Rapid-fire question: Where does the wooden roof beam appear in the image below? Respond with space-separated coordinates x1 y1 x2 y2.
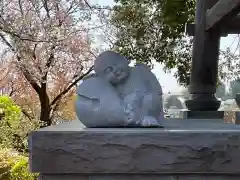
206 0 240 31
186 15 240 36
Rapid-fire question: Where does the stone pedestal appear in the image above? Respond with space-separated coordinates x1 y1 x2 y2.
29 120 240 180
179 110 240 124
180 110 224 119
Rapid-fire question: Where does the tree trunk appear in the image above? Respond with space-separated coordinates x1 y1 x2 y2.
39 89 51 127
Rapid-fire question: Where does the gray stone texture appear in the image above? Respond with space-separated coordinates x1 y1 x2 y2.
38 174 240 180
29 120 240 176
75 51 164 127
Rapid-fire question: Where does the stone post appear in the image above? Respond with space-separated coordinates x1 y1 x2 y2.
186 0 221 111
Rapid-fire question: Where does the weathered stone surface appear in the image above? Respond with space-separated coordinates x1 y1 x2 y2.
29 120 240 174
39 174 240 180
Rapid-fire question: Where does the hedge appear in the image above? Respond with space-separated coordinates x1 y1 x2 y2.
0 149 38 180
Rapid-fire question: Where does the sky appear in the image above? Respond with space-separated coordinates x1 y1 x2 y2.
90 0 240 93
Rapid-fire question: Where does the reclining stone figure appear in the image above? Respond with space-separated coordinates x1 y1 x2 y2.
75 51 164 127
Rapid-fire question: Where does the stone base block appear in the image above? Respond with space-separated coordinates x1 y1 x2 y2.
180 110 240 124
39 174 240 180
180 110 224 119
29 120 240 179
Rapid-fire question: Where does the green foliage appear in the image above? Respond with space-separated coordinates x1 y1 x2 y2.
0 96 21 149
0 96 40 153
0 149 38 180
219 47 240 82
10 157 38 180
0 96 21 124
111 0 195 84
216 82 226 99
0 149 12 180
230 80 240 98
218 48 240 98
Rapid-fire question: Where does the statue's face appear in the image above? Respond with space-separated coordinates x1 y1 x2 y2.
104 61 130 85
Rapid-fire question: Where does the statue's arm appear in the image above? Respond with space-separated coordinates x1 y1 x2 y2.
134 64 163 108
77 94 100 109
134 64 164 124
135 63 163 95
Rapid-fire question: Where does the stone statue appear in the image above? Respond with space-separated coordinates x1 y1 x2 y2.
75 51 164 127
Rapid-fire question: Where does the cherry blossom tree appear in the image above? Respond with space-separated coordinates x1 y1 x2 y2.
0 0 97 126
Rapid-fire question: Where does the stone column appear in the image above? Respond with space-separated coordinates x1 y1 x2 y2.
186 0 221 111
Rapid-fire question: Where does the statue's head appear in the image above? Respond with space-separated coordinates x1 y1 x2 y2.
94 51 130 85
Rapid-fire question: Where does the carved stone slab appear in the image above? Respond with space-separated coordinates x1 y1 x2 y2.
29 120 240 174
38 174 240 180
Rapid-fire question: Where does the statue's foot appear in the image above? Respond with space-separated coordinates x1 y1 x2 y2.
141 116 161 127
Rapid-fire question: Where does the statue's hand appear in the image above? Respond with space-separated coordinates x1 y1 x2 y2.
123 103 141 125
123 93 143 125
141 116 160 127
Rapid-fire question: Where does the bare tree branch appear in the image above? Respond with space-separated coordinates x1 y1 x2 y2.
50 66 93 107
46 45 55 70
8 83 16 97
18 62 42 95
18 0 24 15
21 108 34 120
0 32 42 95
32 44 37 59
42 0 50 18
50 100 61 120
0 32 14 51
0 26 54 43
41 45 55 93
83 0 92 10
66 0 75 14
